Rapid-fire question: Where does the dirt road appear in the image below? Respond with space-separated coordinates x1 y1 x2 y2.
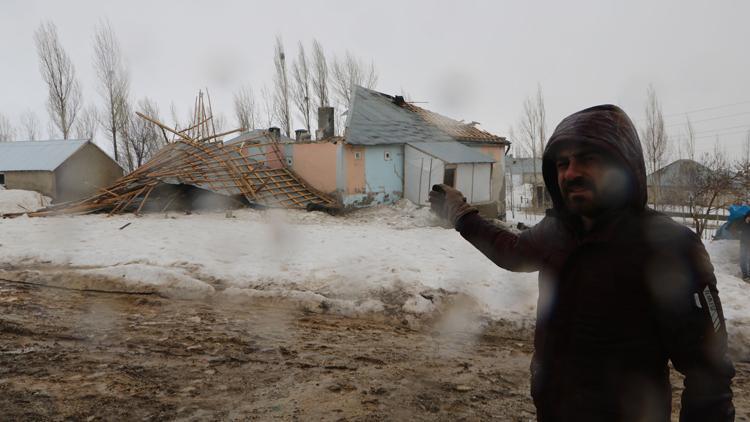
0 275 748 421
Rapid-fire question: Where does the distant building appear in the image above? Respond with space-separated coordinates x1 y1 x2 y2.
505 156 548 208
647 159 711 205
0 140 123 202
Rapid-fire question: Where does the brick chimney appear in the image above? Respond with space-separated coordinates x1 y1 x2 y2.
317 107 334 139
268 127 281 140
295 129 309 142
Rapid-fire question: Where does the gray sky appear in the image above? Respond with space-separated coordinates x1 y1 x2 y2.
2 0 749 158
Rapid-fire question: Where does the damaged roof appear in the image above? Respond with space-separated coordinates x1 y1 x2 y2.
344 86 454 146
407 141 495 164
344 86 508 146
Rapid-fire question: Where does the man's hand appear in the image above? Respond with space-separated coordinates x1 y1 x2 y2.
428 184 478 226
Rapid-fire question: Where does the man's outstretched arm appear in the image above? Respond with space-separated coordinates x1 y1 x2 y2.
429 184 543 273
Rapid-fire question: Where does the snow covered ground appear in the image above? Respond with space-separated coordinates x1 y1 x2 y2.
0 188 51 214
0 190 748 358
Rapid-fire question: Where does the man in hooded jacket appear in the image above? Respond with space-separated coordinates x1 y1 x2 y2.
429 105 734 421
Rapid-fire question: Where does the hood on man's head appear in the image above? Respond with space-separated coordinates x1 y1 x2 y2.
542 104 648 212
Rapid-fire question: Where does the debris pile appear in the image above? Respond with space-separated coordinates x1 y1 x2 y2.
21 92 337 217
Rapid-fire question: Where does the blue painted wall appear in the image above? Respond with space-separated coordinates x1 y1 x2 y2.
341 144 404 206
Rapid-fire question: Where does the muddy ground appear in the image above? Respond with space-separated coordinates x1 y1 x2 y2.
0 274 748 421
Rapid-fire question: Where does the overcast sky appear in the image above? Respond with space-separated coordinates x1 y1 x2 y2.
2 0 749 158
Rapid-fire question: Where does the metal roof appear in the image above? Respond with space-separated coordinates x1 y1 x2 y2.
507 157 543 175
0 140 89 171
402 103 508 145
224 129 296 145
344 86 455 145
407 141 495 164
344 85 507 146
647 159 711 187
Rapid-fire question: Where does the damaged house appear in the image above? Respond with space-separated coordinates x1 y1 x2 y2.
282 86 510 217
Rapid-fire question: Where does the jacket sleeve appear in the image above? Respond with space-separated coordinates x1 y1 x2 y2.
648 228 735 422
454 212 544 272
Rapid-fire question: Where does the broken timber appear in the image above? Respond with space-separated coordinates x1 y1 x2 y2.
20 91 338 217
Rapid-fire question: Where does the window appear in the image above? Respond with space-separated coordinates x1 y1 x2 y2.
443 167 456 187
0 173 4 186
384 151 392 161
354 151 362 160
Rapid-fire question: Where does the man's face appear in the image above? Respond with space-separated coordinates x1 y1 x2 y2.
555 144 629 217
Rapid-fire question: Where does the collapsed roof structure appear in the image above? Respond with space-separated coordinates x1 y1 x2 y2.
22 91 338 217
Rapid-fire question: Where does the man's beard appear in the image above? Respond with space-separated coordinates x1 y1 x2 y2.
562 177 601 217
561 170 631 217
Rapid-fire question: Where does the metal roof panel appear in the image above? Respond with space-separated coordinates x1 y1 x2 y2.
0 140 88 171
407 141 495 164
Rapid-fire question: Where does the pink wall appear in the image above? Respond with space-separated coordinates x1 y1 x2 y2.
264 144 286 169
291 143 338 193
345 144 366 194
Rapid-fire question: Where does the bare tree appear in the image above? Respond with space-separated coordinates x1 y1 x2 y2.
233 85 257 130
169 101 180 130
641 85 669 209
213 113 226 135
20 111 41 140
684 144 739 237
535 85 547 170
34 21 82 139
291 42 312 132
74 105 99 139
93 19 130 162
311 39 329 109
260 85 275 129
514 86 547 207
272 36 291 136
119 98 165 172
0 113 16 142
736 130 750 204
330 51 378 109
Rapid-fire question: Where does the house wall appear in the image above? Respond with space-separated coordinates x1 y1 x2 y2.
474 144 505 216
54 143 124 202
455 163 492 204
4 171 56 198
362 144 403 205
290 143 338 193
339 144 402 207
404 145 445 206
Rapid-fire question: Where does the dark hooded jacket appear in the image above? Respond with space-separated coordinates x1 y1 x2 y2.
456 105 734 421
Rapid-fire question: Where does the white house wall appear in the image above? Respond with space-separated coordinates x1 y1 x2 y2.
471 163 492 203
455 163 492 203
404 145 444 206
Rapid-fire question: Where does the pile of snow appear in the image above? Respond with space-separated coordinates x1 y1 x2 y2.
0 203 748 359
0 189 51 215
702 239 750 359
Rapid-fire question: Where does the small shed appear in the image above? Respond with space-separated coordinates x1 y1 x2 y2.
405 141 495 205
0 140 123 202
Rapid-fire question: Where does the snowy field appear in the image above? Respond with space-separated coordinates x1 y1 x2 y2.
1 190 749 359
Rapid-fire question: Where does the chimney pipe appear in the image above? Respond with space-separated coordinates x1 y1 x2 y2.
317 107 334 139
295 129 309 142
